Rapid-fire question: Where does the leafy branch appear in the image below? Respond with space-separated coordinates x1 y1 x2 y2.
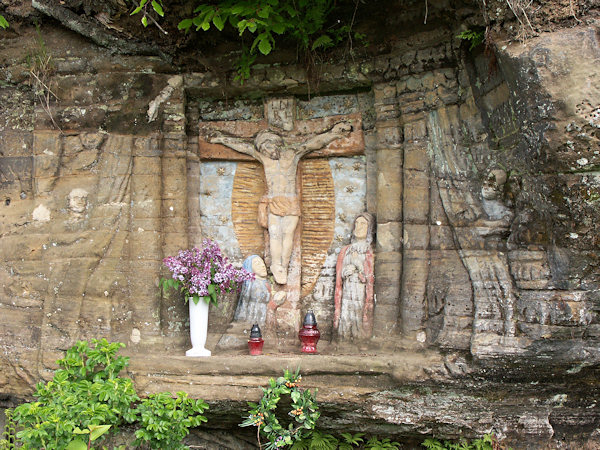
457 28 485 51
131 0 363 83
130 0 168 34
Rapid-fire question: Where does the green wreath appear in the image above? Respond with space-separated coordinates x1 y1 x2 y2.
241 369 319 449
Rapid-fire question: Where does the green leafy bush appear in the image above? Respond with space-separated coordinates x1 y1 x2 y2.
422 434 502 450
134 391 208 449
365 437 401 450
290 431 402 449
291 430 339 450
12 339 212 449
12 339 138 449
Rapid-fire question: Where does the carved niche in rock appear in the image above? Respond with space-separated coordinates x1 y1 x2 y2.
200 97 365 339
199 98 364 287
202 106 351 285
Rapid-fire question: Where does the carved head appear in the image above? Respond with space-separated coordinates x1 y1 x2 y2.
68 188 88 214
243 255 268 279
255 130 283 160
352 212 375 244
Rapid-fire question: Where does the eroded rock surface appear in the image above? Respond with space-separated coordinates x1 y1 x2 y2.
0 0 599 446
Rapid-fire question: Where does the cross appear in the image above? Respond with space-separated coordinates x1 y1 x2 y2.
199 97 364 338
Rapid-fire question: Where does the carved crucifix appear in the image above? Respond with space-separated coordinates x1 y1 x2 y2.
199 98 364 284
199 97 364 337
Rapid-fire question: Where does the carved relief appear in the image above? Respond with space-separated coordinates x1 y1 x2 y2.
202 121 351 284
233 255 272 325
334 213 375 340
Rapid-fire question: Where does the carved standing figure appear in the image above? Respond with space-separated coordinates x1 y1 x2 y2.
204 121 352 285
234 255 271 325
334 212 375 340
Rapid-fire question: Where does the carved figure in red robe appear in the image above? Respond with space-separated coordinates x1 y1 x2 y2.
334 212 375 340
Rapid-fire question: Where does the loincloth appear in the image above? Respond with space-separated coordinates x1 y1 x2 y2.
258 195 300 227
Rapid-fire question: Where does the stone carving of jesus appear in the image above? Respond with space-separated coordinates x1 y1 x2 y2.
204 121 352 285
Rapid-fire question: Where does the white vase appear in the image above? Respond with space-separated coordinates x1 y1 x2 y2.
186 297 211 357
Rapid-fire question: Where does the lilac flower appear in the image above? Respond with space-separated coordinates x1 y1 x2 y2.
161 240 254 306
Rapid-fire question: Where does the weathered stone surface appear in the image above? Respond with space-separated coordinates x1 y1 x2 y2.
1 5 600 446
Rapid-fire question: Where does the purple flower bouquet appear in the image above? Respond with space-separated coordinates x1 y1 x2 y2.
161 239 254 306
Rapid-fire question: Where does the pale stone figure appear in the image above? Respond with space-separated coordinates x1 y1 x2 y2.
479 169 514 233
68 188 88 213
478 169 516 337
68 188 89 220
234 255 271 325
204 121 352 285
334 213 375 340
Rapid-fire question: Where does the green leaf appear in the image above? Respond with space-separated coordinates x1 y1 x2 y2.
151 0 164 17
257 6 271 19
258 37 272 55
291 390 300 403
201 20 210 31
142 15 148 27
0 15 8 29
192 16 203 27
271 22 285 34
66 439 88 450
311 34 332 50
130 0 148 15
178 18 193 30
89 424 112 441
213 14 225 31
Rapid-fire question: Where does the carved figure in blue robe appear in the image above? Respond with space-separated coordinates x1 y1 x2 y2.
234 255 271 325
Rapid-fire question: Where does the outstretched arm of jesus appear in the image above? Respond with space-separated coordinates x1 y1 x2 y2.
295 121 353 157
204 129 256 157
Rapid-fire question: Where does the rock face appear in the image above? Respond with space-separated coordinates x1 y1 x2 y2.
0 0 599 446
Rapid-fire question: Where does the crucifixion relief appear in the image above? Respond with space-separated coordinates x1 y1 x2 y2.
199 97 364 336
200 98 364 284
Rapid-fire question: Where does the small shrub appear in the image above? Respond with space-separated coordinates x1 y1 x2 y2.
457 28 485 50
422 434 503 450
365 436 401 450
134 391 208 450
291 430 339 449
291 431 401 449
12 339 138 449
10 339 212 449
